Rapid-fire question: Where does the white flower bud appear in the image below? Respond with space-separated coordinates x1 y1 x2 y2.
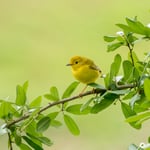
139 142 150 149
147 23 150 28
116 31 124 36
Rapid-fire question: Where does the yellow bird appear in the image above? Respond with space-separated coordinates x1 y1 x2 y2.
67 56 101 92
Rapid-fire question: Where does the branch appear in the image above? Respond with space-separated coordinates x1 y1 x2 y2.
6 88 106 129
8 131 13 150
123 35 135 66
5 83 135 129
116 83 135 90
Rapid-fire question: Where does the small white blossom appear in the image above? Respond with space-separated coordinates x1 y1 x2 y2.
113 75 123 82
101 74 106 78
139 142 150 149
116 31 124 36
147 23 150 28
0 124 7 135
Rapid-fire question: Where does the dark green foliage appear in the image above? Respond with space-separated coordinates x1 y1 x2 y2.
22 136 43 150
36 117 51 132
144 78 150 100
121 102 141 129
1 17 150 149
91 92 119 113
123 60 134 82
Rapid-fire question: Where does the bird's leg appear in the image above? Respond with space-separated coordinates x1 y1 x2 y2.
91 88 99 97
79 85 88 97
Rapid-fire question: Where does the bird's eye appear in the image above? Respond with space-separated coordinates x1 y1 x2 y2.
75 61 78 64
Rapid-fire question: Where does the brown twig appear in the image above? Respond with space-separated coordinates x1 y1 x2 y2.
123 34 135 66
8 131 13 150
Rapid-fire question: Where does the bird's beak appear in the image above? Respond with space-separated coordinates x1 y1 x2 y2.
66 63 72 66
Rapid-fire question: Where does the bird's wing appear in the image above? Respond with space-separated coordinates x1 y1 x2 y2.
89 64 102 73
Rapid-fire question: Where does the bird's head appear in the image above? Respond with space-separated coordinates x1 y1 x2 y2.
66 56 85 71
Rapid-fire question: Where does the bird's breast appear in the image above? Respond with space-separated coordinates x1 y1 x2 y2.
72 65 99 84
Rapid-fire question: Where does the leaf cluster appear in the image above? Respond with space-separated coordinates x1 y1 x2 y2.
0 17 150 150
104 17 150 149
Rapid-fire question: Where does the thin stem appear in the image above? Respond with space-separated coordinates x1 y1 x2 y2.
116 83 135 89
123 34 135 66
129 48 134 67
8 131 13 150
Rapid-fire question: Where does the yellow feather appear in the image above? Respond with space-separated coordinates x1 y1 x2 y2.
67 56 101 84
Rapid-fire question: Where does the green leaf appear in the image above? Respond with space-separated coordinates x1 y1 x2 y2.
110 89 130 95
35 136 53 146
121 102 136 118
66 104 91 115
126 112 150 123
133 104 148 113
16 85 26 106
123 60 134 82
19 143 32 150
29 96 42 108
128 144 139 150
50 86 59 100
123 90 136 100
9 104 20 117
109 62 116 83
25 120 41 137
121 102 141 129
141 100 150 109
51 120 62 128
116 23 131 32
63 114 80 136
91 99 113 114
47 112 59 120
88 83 106 90
22 108 40 130
104 73 110 88
23 81 29 93
109 54 122 82
91 93 118 114
127 34 138 45
128 51 139 64
14 132 22 146
0 101 19 118
36 117 51 132
44 86 59 101
107 42 123 52
27 133 53 146
47 112 62 128
129 93 141 109
113 54 122 75
103 35 116 42
144 78 150 100
23 136 43 150
62 81 79 99
148 136 150 143
80 97 94 112
145 26 150 37
126 17 146 35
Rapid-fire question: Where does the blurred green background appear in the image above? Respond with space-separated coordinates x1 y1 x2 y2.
0 0 150 149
